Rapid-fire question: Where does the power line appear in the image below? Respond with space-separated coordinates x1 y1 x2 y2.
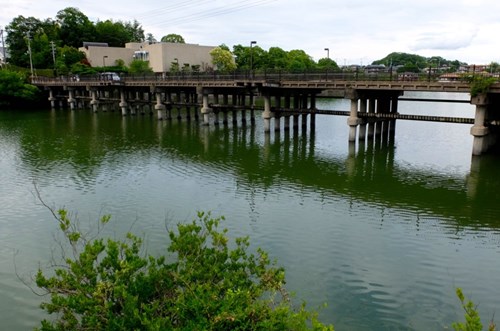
137 0 277 29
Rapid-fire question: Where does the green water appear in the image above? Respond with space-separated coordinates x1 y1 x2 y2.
1 94 499 330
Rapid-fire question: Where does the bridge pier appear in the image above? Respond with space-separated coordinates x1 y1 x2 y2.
154 91 165 120
67 89 76 110
470 94 500 155
48 88 57 109
201 90 212 126
263 94 273 133
347 89 361 141
90 89 99 113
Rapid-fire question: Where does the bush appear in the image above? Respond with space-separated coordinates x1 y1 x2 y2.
35 210 334 331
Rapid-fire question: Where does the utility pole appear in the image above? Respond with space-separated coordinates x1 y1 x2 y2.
0 26 6 63
26 31 34 77
50 41 56 75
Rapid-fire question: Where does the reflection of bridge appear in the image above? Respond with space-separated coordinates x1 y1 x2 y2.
31 73 500 155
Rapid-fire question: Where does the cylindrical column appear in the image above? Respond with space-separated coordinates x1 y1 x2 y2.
201 93 212 126
48 88 57 109
120 90 129 116
90 90 99 113
470 94 490 155
347 98 359 141
67 89 76 110
367 99 375 139
154 92 165 120
262 94 272 133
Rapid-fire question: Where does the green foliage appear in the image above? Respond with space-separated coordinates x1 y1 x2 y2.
210 47 237 72
466 75 498 97
452 288 496 331
35 210 334 331
128 59 153 74
161 34 185 43
0 69 39 106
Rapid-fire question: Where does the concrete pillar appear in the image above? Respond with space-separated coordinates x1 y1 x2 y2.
201 93 212 126
48 89 57 109
154 92 165 120
67 89 76 110
262 94 272 133
347 97 360 142
470 94 490 155
293 94 300 130
90 90 99 113
120 90 129 116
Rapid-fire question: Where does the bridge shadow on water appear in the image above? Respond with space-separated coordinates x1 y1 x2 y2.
5 108 499 229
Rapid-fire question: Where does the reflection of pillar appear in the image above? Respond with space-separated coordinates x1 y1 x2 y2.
284 95 291 131
367 99 375 139
120 90 129 116
358 98 367 141
201 92 212 126
293 94 300 130
274 95 281 132
310 94 316 129
223 94 229 125
213 94 220 125
154 92 165 120
470 94 490 155
241 94 247 123
249 93 255 124
466 156 481 199
262 94 272 132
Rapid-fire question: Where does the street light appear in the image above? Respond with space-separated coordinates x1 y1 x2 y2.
103 55 108 67
250 40 257 78
324 48 329 59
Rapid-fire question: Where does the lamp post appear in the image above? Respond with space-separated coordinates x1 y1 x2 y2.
103 55 108 67
250 40 257 79
324 47 329 59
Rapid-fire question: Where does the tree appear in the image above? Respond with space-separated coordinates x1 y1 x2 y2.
160 34 185 43
145 33 156 44
452 288 496 331
56 7 96 48
128 59 153 74
210 47 236 72
0 70 39 107
286 49 316 71
317 58 340 71
267 47 288 69
5 16 46 67
34 209 334 330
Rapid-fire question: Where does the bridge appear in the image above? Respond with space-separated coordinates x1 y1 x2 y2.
31 71 500 155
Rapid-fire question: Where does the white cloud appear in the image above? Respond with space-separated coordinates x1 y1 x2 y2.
1 0 500 65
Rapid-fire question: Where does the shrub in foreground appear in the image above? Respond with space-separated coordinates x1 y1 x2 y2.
35 210 334 330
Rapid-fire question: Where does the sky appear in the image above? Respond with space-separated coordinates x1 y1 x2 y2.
1 0 499 65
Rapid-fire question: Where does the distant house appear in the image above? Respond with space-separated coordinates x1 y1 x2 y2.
79 41 216 73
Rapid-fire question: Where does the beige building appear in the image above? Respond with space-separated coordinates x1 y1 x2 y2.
79 41 216 73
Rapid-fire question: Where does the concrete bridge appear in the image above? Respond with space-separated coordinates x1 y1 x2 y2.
31 72 500 155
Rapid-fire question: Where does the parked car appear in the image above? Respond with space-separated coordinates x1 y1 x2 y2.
99 72 121 81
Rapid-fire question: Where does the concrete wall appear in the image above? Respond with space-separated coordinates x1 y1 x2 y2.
79 46 136 67
80 42 215 73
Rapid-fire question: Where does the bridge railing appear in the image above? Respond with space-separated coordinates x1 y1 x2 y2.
31 69 497 86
